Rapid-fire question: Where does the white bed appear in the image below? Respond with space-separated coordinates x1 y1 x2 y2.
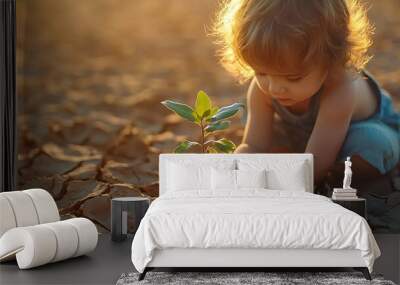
131 154 380 281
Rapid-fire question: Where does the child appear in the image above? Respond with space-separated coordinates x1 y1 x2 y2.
213 0 400 231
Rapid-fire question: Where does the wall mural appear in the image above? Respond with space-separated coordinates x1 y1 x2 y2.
16 0 400 233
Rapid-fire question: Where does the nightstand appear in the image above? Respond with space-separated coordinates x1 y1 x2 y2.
331 197 366 218
111 197 150 241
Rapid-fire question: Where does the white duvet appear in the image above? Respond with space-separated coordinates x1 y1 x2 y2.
131 189 380 273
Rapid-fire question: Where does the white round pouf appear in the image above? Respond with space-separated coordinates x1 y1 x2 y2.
42 221 79 262
0 191 39 227
0 195 17 237
0 189 98 269
24 188 60 224
65 218 98 257
0 218 98 269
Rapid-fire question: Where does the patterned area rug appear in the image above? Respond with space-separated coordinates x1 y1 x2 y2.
116 271 395 285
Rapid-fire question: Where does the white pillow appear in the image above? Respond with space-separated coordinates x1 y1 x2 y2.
267 164 307 191
238 159 308 191
237 169 267 188
167 159 235 192
211 168 236 190
211 168 267 190
167 162 209 191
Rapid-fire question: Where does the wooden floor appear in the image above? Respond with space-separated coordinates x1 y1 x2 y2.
0 234 134 285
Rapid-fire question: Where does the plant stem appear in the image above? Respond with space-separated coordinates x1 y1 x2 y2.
200 120 205 153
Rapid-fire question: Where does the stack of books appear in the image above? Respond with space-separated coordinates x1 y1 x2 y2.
332 188 358 200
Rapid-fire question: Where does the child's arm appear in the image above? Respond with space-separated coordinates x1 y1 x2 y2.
305 82 356 184
235 78 274 153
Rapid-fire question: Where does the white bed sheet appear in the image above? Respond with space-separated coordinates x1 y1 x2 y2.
131 189 380 273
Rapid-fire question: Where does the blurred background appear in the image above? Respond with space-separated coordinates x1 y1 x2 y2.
15 0 399 233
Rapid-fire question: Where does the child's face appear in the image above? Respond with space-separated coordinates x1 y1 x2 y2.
253 63 329 106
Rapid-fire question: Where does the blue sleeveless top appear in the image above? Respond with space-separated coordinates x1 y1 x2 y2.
270 70 400 152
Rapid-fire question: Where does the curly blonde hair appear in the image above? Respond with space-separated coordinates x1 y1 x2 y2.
212 0 374 83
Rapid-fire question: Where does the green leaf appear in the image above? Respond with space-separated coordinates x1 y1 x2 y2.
193 112 202 125
161 100 196 122
204 120 230 132
204 139 216 146
205 106 219 122
174 140 201 153
194 90 212 118
213 138 236 153
202 109 211 118
206 146 219 153
210 103 244 122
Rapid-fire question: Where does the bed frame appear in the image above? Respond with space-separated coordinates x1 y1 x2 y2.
138 154 372 281
140 248 371 280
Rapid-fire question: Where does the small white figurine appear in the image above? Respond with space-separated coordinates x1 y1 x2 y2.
342 156 353 189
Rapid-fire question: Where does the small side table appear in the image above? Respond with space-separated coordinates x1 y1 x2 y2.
111 197 150 241
331 197 367 219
